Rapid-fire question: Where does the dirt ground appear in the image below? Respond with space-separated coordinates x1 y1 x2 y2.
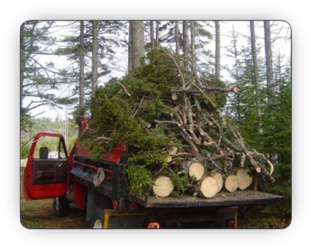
20 168 290 229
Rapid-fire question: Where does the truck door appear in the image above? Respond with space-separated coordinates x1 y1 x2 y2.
23 133 68 200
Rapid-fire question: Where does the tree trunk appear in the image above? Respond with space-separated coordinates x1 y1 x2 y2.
128 21 132 72
91 20 99 95
250 21 263 134
175 21 180 55
150 21 155 49
129 21 145 71
155 21 160 46
20 23 25 108
182 21 189 70
79 21 85 115
215 21 221 80
264 21 274 105
190 21 197 76
152 176 174 197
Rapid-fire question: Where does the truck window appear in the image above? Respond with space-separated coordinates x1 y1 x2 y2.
34 136 66 159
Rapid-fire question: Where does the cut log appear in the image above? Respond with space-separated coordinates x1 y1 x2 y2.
152 176 174 197
225 175 238 193
183 161 205 181
166 155 172 163
169 146 178 156
171 92 178 101
197 176 219 198
211 172 223 192
236 169 253 190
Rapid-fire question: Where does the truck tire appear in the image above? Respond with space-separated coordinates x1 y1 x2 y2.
53 197 69 217
90 209 104 229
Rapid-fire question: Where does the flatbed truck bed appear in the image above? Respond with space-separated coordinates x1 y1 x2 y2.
131 190 283 208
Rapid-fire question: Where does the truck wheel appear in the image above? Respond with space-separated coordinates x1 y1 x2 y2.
53 197 69 217
90 209 104 229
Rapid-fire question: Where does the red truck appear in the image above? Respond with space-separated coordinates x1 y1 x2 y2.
23 117 282 228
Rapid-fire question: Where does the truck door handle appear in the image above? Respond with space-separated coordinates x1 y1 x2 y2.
57 163 63 168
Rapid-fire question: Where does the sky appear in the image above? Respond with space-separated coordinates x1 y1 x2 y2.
24 20 291 121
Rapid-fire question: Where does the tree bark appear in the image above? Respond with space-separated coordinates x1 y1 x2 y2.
182 21 189 70
150 21 155 49
20 23 25 108
128 21 132 72
212 172 223 192
129 21 145 71
79 21 85 115
250 21 263 134
175 21 180 55
190 21 197 76
215 21 221 80
155 21 160 46
264 21 274 105
91 20 99 95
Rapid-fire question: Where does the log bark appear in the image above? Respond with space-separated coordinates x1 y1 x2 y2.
152 176 174 197
212 172 223 192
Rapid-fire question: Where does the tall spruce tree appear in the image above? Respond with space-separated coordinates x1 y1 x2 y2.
20 20 75 130
91 20 99 95
214 21 221 80
250 21 263 135
128 21 145 71
79 21 85 115
264 21 274 105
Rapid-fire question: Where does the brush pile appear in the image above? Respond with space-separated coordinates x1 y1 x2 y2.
84 48 275 198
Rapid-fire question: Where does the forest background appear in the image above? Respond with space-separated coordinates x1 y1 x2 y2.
20 20 291 219
3 0 311 248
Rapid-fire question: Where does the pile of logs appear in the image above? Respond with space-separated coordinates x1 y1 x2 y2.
92 49 275 198
152 162 256 198
146 49 275 198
